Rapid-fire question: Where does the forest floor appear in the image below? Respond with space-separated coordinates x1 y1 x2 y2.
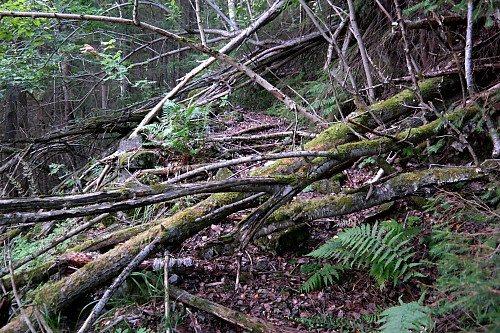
63 108 487 333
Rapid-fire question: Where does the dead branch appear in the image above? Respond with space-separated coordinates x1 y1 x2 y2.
168 285 305 333
77 237 161 333
209 131 317 142
0 178 289 224
0 214 110 279
7 243 37 333
403 15 487 30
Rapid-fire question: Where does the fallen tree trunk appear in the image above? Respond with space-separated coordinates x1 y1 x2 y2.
0 177 288 224
0 191 246 332
203 166 484 257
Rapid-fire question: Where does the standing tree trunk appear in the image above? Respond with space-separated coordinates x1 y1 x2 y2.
194 0 207 45
61 63 74 124
2 84 19 142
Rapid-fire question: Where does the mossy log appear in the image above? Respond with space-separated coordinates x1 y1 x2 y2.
0 192 245 333
0 78 470 332
259 167 484 234
254 76 458 177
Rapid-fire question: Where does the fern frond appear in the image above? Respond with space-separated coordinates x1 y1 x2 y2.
307 221 423 287
377 299 432 333
299 263 343 293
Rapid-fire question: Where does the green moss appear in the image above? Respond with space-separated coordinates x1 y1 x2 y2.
271 174 298 184
149 183 176 192
305 77 451 153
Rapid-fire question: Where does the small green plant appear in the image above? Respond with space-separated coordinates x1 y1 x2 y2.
49 163 76 190
377 297 432 333
113 328 154 333
140 100 210 155
299 263 344 293
290 313 373 332
358 156 376 169
427 138 446 155
303 221 423 289
129 270 187 331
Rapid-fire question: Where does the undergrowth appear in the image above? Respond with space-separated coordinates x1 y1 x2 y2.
298 180 499 332
426 187 500 332
140 100 210 156
302 220 423 291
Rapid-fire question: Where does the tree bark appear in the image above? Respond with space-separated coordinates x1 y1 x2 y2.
465 0 475 95
2 85 19 142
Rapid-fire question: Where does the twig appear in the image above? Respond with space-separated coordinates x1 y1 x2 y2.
347 119 410 144
165 150 334 184
77 236 162 333
164 250 170 324
374 0 393 22
7 241 37 333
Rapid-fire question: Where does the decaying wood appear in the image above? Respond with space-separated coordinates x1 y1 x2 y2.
168 285 305 333
77 237 162 333
0 177 288 224
2 79 493 333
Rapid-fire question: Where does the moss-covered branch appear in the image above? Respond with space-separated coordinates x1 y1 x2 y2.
259 167 484 234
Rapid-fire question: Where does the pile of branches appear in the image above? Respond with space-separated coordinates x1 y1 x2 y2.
0 0 499 332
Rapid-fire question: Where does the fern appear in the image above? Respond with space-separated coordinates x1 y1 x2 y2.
299 263 343 293
140 100 209 155
307 221 423 287
290 314 371 332
377 298 431 333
